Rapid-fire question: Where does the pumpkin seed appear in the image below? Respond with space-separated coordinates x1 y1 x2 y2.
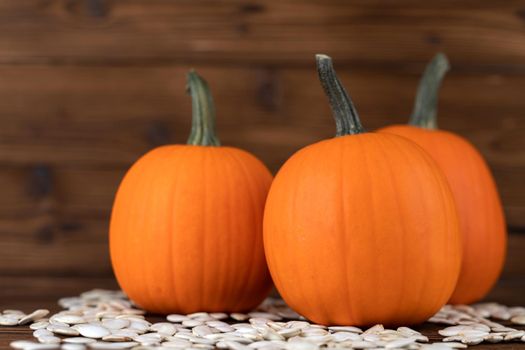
4 310 25 315
461 336 484 345
210 313 228 320
511 315 525 325
61 344 86 350
75 324 111 339
161 339 192 348
101 319 130 331
53 315 86 325
31 322 51 330
384 336 417 348
0 315 20 326
19 310 50 325
34 329 53 338
504 330 525 341
62 338 96 345
37 336 61 344
88 342 138 349
231 314 249 322
48 325 80 336
166 314 189 323
11 341 59 350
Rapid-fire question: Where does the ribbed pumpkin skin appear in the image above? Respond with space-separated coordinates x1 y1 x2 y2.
110 145 273 314
263 133 462 326
379 125 506 305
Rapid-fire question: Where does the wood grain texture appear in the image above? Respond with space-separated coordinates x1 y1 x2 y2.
0 0 523 280
0 65 523 225
1 0 525 69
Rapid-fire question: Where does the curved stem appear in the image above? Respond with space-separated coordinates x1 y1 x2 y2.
316 54 364 136
186 70 220 146
409 53 450 129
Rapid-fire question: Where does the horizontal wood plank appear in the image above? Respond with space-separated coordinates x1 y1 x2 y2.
0 216 112 276
0 0 525 69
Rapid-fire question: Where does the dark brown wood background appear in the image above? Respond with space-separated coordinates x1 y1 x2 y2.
0 0 524 300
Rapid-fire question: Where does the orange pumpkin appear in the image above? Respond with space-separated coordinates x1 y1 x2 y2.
379 53 507 305
263 55 462 326
110 71 273 313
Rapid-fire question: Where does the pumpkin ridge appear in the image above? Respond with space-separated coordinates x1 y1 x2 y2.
349 135 374 325
220 147 273 311
224 149 259 311
375 135 410 322
215 149 233 310
338 138 355 325
164 147 188 311
149 148 185 312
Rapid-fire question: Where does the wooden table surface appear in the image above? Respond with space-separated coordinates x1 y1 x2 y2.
0 276 524 350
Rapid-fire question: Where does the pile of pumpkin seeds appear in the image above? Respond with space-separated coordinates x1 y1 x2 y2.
1 290 524 350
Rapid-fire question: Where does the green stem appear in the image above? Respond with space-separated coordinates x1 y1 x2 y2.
186 70 220 146
316 54 365 136
409 53 450 129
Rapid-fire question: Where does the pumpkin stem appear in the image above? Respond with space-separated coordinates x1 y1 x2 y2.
186 70 220 146
316 54 365 136
409 53 450 129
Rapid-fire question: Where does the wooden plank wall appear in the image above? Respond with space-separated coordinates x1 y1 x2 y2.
0 0 524 285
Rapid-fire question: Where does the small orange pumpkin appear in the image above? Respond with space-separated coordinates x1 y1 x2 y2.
263 55 462 326
379 54 507 305
110 71 273 313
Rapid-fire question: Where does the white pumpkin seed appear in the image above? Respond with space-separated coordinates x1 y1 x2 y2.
76 324 111 339
327 325 362 333
12 342 59 350
0 315 20 326
348 340 376 349
182 320 203 327
161 339 192 348
52 315 85 325
485 334 504 343
504 330 525 341
149 322 176 335
31 321 51 330
34 329 53 337
19 310 50 325
37 336 61 344
285 339 318 350
61 344 86 350
511 315 525 325
461 337 484 345
385 336 417 348
364 324 384 334
102 335 133 342
48 325 80 336
88 342 138 349
166 315 189 323
62 338 96 344
11 341 40 349
4 309 25 315
231 314 249 322
101 319 130 331
438 342 467 348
